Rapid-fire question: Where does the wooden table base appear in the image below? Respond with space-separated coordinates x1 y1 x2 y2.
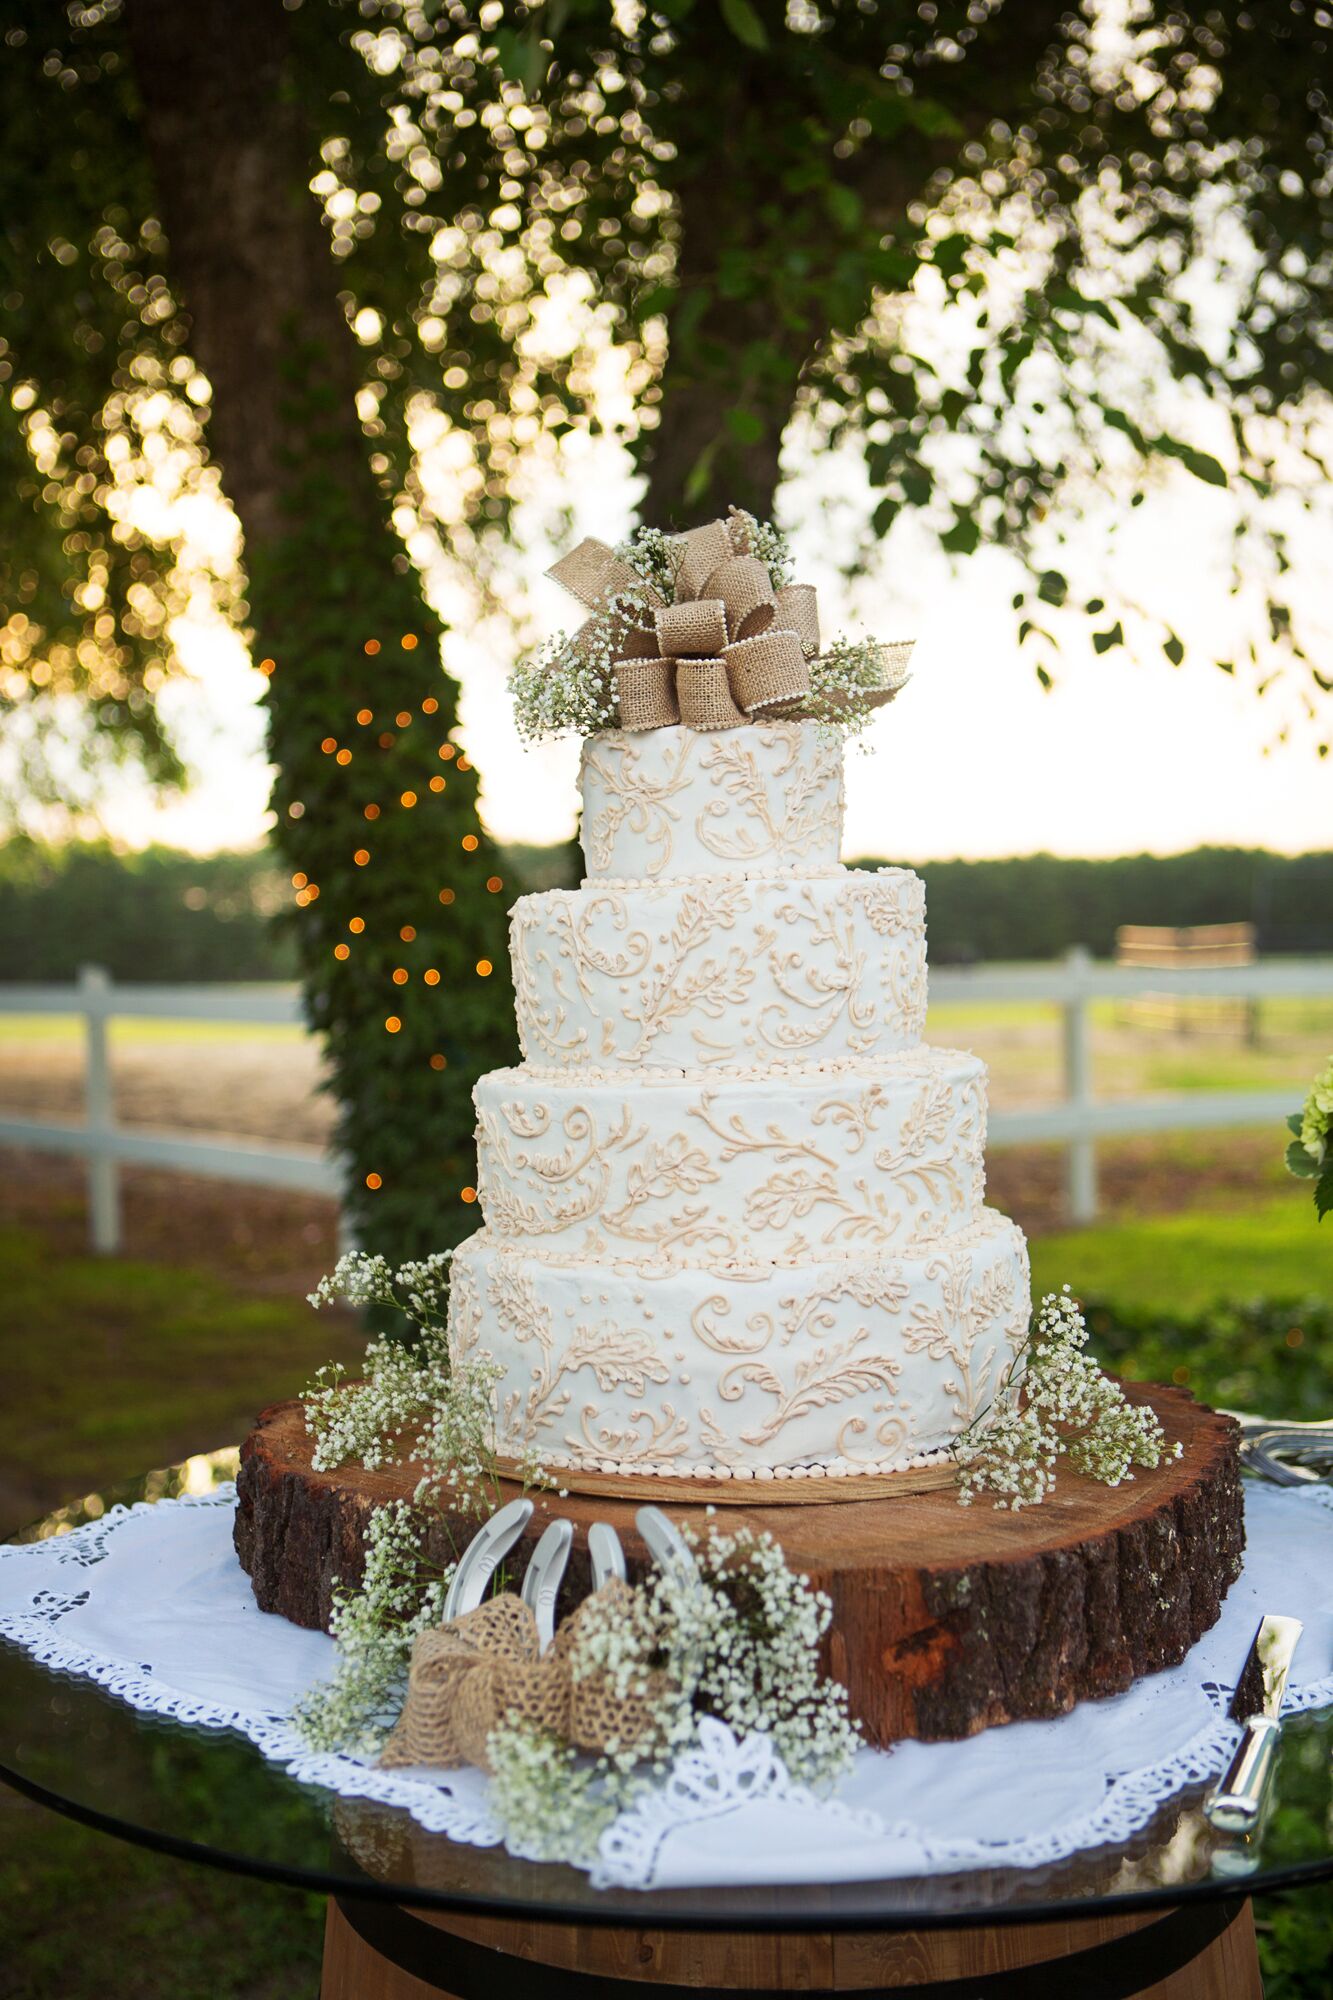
321 1895 1262 2000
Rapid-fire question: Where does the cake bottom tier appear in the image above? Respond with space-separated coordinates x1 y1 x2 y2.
446 1209 1031 1479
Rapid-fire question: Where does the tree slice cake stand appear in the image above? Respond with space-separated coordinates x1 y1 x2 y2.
235 1384 1244 1748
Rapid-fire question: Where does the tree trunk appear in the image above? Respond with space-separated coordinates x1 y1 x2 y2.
126 0 516 1266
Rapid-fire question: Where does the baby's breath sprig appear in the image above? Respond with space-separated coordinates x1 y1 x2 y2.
292 1499 454 1756
805 636 910 743
302 1249 549 1516
951 1287 1180 1509
486 1724 631 1866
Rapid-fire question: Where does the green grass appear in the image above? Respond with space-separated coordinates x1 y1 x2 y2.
0 1787 323 2000
1031 1196 1333 1313
0 1013 305 1046
0 1226 361 1522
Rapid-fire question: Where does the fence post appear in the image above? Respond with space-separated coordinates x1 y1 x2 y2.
80 964 121 1254
1062 945 1098 1225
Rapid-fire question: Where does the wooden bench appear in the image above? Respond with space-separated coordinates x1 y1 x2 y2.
1114 923 1259 1040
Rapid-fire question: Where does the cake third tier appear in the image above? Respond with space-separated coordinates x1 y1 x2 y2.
475 1048 987 1264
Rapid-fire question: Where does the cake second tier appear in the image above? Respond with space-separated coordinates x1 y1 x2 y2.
510 866 926 1070
447 1209 1031 1478
475 1047 987 1264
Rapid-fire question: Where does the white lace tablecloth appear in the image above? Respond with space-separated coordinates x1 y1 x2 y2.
2 1483 1332 1892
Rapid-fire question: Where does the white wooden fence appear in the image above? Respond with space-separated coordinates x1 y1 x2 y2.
2 949 1331 1251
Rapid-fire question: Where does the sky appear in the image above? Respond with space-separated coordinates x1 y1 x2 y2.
113 435 1332 864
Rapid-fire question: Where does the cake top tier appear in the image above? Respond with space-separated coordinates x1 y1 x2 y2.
579 720 844 882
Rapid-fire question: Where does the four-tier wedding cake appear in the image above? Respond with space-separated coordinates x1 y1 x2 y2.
446 717 1032 1483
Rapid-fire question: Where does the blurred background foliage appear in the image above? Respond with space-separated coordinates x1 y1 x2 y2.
2 0 1332 1261
4 834 1330 980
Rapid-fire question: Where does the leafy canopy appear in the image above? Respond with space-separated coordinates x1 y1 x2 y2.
2 0 1331 795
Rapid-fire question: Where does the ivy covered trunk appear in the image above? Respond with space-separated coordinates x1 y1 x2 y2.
128 0 515 1261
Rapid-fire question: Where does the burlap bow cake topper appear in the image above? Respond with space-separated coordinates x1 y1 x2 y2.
380 1584 665 1774
548 507 912 732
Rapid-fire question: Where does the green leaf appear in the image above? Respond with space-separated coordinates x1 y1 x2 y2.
1036 664 1053 691
720 0 767 50
1286 1139 1320 1179
1174 445 1228 488
1288 1113 1307 1137
1092 622 1125 654
684 437 719 506
1164 634 1185 667
940 512 980 556
825 183 862 233
1037 570 1067 607
724 406 764 445
1316 1165 1333 1220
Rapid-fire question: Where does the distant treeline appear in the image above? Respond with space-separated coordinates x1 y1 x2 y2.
863 847 1333 964
0 837 1329 983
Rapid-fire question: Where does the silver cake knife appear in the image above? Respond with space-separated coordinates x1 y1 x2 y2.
1204 1613 1303 1833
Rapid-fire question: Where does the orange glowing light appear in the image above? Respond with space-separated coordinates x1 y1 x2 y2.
321 737 337 755
364 639 381 656
334 943 350 961
396 710 412 728
258 657 276 676
422 696 438 714
364 803 380 820
349 917 366 934
400 790 418 809
438 888 455 906
385 1015 402 1033
294 889 310 907
291 872 308 888
366 1171 383 1189
288 802 305 819
462 834 479 852
486 875 503 893
393 967 409 985
354 848 371 867
356 707 373 725
402 634 419 650
476 959 493 978
400 925 417 942
378 732 396 749
336 748 352 765
424 968 441 986
438 743 456 761
457 756 472 772
429 776 446 792
305 884 320 901
461 1186 478 1204
429 1053 447 1070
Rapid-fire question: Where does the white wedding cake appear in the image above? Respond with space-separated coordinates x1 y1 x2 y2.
446 717 1032 1482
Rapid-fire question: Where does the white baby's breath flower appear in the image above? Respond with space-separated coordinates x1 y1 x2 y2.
952 1288 1173 1508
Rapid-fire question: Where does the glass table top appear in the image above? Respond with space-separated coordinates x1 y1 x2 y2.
3 1457 1332 1933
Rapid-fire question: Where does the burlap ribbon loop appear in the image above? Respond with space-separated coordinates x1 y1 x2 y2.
546 508 909 732
380 1582 667 1775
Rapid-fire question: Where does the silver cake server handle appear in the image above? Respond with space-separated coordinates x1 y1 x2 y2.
1205 1612 1303 1833
442 1496 533 1623
635 1505 697 1587
589 1521 627 1591
521 1516 574 1653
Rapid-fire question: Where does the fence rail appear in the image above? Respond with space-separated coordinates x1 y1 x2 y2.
2 952 1331 1251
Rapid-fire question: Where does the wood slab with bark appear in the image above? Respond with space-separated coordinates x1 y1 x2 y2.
235 1383 1243 1746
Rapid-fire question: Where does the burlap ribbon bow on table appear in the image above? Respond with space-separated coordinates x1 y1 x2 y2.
380 1583 665 1773
548 508 912 732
